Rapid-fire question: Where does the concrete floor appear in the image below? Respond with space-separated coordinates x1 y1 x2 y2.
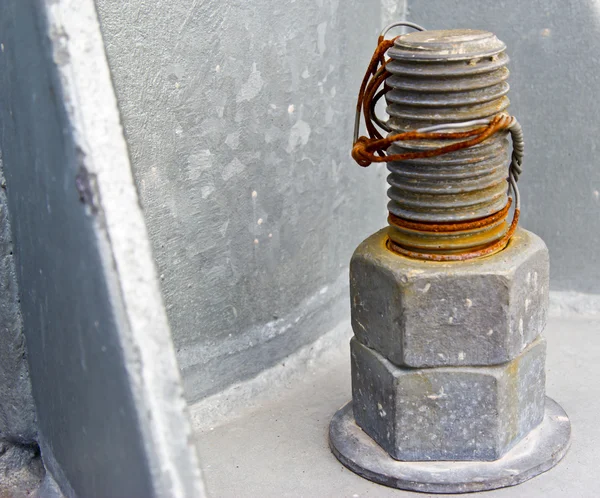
196 316 599 498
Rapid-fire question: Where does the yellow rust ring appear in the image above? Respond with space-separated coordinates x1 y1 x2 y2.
386 201 519 261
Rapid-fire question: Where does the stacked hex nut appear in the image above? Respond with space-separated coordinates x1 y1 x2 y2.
350 227 549 461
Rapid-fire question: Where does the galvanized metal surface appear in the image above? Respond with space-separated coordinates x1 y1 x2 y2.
384 29 513 254
95 0 389 404
0 0 205 496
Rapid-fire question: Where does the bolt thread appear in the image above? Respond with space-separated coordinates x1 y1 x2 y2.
384 30 512 254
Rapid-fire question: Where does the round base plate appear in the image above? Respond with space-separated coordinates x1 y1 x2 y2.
329 397 571 494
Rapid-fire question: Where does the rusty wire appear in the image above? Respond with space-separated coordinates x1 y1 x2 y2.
352 24 524 261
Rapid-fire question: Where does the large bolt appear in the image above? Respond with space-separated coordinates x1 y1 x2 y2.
330 27 571 494
386 30 512 255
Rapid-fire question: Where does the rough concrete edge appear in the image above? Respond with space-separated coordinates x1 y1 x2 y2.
0 153 37 445
548 290 600 318
40 1 205 497
189 320 353 433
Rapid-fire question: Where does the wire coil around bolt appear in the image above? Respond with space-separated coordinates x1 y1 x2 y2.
352 23 524 261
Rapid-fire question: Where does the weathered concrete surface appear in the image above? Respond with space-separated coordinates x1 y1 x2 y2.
0 0 205 496
351 337 546 461
0 161 36 446
351 228 549 367
0 442 44 498
94 0 391 403
0 159 41 495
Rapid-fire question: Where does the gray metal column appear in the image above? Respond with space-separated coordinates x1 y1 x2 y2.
0 0 205 496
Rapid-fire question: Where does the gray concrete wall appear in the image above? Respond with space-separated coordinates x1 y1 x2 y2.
95 0 392 403
0 158 36 447
406 0 600 293
0 156 43 496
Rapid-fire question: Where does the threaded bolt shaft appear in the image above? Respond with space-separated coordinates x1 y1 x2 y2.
384 29 512 255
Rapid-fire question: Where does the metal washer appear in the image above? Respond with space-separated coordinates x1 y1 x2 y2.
329 397 571 494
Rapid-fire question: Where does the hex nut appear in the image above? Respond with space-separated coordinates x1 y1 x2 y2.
350 227 549 367
351 336 546 461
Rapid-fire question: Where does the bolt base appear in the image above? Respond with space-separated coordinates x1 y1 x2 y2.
329 397 570 494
